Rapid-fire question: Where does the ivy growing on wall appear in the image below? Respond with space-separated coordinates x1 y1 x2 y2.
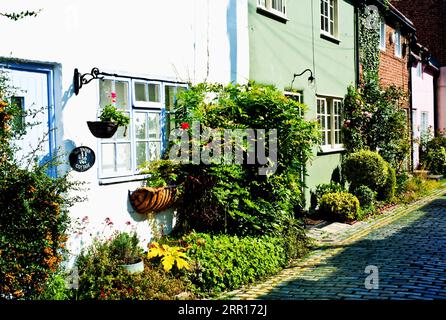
358 0 381 83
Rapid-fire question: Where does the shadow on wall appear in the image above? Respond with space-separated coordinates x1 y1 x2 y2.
257 197 446 299
126 199 176 236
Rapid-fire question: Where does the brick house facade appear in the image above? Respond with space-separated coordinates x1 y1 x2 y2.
391 0 446 131
378 21 410 92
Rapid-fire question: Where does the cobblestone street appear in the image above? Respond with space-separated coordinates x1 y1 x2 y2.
227 193 446 300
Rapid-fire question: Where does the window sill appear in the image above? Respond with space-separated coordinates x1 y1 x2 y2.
317 146 345 155
99 174 149 185
320 33 341 44
256 6 288 23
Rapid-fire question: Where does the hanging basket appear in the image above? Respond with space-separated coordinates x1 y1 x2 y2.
128 186 177 214
87 121 118 138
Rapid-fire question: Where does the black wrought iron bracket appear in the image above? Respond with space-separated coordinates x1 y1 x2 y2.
73 67 105 95
291 68 315 88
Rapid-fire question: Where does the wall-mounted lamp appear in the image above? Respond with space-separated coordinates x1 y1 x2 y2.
291 69 315 88
73 67 105 95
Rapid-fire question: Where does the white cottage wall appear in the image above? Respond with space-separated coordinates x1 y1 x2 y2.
0 0 249 265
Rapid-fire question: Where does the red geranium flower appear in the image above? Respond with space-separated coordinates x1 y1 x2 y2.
181 122 190 130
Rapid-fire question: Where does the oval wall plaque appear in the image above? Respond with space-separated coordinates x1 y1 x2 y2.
69 146 95 172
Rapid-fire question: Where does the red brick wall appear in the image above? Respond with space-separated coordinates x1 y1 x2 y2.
378 23 410 94
391 0 446 66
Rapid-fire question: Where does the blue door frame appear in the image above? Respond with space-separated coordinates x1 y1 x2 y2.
0 61 57 177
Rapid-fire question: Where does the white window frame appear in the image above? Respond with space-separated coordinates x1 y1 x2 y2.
420 111 429 135
285 91 304 116
257 0 287 18
379 19 386 51
97 77 188 182
132 79 163 108
317 96 343 152
97 77 134 179
320 0 338 38
394 29 402 58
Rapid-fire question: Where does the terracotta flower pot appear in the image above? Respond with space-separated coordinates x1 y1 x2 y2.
87 121 118 138
128 186 177 214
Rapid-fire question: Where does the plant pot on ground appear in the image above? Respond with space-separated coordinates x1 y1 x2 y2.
109 232 144 274
87 104 130 138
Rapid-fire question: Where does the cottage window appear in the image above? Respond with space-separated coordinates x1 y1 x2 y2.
320 0 338 38
257 0 286 17
285 91 304 116
421 111 429 135
98 78 187 181
317 97 343 151
379 19 386 50
394 29 402 57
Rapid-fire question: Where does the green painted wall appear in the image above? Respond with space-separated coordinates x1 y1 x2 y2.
248 0 356 207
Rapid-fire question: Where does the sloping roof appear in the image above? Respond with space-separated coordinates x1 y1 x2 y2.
366 0 416 32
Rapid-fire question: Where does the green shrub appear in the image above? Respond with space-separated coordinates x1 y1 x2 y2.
343 150 389 191
1 72 80 299
421 145 446 174
378 164 396 202
35 273 73 300
352 185 376 208
319 192 361 222
76 237 192 300
171 82 320 236
311 182 345 210
184 233 288 293
396 171 410 195
109 232 143 265
281 218 312 260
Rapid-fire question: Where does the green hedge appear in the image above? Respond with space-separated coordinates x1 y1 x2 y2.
343 150 388 191
319 192 361 222
184 233 288 293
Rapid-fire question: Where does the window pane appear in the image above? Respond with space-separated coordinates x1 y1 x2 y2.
116 143 131 172
148 142 161 161
99 79 113 108
165 85 175 110
135 82 148 101
136 142 147 167
115 81 129 110
115 112 130 140
135 112 147 139
148 84 160 102
101 144 115 174
148 113 160 139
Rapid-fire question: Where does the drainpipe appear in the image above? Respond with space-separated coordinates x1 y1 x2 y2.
408 34 416 172
354 3 360 87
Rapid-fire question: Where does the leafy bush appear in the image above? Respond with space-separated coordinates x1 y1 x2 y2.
396 171 410 195
319 192 361 222
0 71 81 300
311 182 346 210
352 185 376 208
184 233 288 293
109 232 143 265
35 273 73 300
281 218 312 261
170 82 320 237
342 83 410 170
76 238 192 300
343 150 388 192
378 163 396 202
420 137 446 174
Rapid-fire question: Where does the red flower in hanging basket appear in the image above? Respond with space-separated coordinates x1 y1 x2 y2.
181 122 190 130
